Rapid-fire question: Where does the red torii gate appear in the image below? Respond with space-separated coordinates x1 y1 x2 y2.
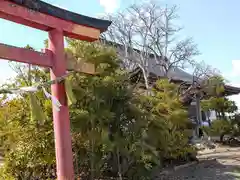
0 0 111 179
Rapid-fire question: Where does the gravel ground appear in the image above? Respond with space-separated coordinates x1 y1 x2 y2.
157 146 240 180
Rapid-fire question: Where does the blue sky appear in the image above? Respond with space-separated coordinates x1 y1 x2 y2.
1 0 240 104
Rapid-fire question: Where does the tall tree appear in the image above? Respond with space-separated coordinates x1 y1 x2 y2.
103 0 199 90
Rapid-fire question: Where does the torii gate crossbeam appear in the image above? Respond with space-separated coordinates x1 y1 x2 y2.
0 0 111 179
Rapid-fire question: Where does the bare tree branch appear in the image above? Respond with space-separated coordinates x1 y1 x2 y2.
103 0 199 89
192 60 220 81
178 60 223 104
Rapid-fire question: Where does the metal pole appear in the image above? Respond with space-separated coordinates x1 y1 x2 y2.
48 29 74 180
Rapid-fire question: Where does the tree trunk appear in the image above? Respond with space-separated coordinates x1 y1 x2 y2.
117 147 123 180
139 65 150 95
90 119 95 180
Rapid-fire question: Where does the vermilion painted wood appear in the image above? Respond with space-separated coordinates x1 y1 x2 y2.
0 43 96 75
0 43 52 67
0 0 100 41
49 29 74 180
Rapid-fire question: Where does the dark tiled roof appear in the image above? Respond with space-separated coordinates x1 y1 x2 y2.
149 61 195 83
9 0 111 32
102 40 196 82
131 67 240 96
224 85 240 96
102 40 240 96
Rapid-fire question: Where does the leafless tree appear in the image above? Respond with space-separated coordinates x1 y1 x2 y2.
192 60 220 82
102 0 199 90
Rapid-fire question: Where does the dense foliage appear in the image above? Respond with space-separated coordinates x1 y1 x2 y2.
201 97 238 119
0 40 195 180
200 76 239 141
201 75 238 120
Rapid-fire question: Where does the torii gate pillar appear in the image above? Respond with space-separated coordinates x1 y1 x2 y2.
0 1 111 179
49 29 74 179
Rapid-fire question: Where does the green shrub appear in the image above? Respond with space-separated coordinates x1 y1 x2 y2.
0 41 196 180
211 119 231 135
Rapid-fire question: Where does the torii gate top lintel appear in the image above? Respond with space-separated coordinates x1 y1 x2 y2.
1 0 111 41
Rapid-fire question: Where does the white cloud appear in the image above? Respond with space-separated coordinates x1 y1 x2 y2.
99 0 120 13
221 60 240 109
224 60 240 79
231 60 240 77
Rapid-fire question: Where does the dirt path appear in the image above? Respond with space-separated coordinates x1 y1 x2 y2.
157 146 240 180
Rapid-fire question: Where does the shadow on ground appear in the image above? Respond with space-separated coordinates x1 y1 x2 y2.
156 159 240 180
